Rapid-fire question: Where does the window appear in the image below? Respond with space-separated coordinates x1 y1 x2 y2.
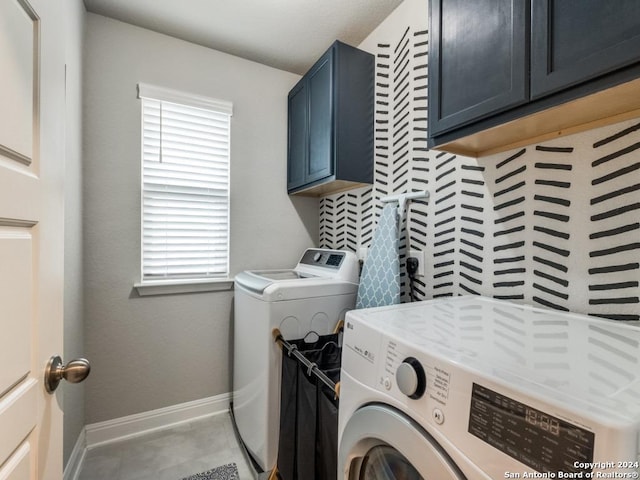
137 83 232 286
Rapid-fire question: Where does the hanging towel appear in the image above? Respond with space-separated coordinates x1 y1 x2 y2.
356 203 400 309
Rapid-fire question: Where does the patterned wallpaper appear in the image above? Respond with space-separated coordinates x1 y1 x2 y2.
319 24 640 321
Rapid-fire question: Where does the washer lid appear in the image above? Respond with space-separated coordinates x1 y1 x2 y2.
235 269 316 294
236 269 358 300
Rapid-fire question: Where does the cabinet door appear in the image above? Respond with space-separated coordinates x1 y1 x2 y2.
287 81 307 191
307 51 333 184
531 0 640 99
429 0 529 136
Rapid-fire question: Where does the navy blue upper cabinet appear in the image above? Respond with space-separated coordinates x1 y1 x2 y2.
287 41 374 196
287 81 308 191
429 0 640 157
307 54 333 185
531 0 640 98
429 0 529 136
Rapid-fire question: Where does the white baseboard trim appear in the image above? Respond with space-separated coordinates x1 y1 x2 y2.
63 427 87 480
84 392 231 450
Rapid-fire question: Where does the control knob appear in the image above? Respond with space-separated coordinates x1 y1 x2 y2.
396 357 426 399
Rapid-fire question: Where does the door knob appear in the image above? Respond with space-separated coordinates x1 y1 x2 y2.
45 355 91 393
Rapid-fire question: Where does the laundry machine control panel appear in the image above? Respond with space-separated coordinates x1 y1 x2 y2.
469 383 595 475
374 336 599 476
381 339 451 406
295 248 360 283
342 323 452 409
299 248 345 269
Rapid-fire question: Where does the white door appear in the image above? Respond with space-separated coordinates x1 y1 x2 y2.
0 0 66 478
338 405 468 479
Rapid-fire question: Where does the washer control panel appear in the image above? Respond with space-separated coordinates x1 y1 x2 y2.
299 248 345 269
469 383 595 475
295 248 360 284
380 339 451 407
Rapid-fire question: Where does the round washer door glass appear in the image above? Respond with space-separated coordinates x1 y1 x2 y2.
360 445 423 480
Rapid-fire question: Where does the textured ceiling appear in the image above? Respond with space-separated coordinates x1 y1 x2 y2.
83 0 404 74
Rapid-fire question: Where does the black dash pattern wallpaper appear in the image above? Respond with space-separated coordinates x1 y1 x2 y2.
319 20 640 321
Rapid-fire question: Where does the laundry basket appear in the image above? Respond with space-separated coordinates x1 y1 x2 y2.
275 332 341 480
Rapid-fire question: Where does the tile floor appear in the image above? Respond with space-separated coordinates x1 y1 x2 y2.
77 412 255 480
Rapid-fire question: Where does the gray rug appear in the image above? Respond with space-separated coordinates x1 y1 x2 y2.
180 463 239 480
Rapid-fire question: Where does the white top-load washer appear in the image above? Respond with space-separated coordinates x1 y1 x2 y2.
232 248 359 473
339 296 640 479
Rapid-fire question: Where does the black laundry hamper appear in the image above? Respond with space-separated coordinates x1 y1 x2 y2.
276 333 341 480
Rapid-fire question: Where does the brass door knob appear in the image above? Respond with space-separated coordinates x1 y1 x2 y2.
45 355 91 393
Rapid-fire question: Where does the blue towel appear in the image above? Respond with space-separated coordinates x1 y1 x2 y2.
356 203 400 309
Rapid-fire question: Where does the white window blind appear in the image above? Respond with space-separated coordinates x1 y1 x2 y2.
138 83 232 282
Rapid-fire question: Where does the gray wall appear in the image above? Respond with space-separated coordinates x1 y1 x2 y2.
320 0 640 321
63 0 86 465
83 13 318 423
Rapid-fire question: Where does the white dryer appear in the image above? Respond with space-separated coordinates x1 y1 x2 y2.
232 248 359 473
339 296 640 479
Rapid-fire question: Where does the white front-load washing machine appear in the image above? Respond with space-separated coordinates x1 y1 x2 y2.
339 296 640 479
232 248 359 473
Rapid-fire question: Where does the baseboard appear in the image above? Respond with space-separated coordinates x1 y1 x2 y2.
84 392 231 449
63 427 87 480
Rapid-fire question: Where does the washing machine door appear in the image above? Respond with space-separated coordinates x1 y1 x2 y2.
339 404 467 480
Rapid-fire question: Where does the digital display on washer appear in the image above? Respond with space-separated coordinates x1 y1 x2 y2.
326 254 343 267
468 383 594 474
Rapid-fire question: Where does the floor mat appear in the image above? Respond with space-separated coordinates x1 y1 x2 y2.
180 463 239 480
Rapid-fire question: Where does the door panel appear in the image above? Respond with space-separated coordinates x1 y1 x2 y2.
287 82 307 190
531 0 640 98
0 380 37 465
0 443 33 480
0 230 33 397
429 0 529 136
307 53 333 183
0 0 35 163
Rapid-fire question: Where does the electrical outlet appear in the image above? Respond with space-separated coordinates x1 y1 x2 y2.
358 247 368 262
408 250 425 277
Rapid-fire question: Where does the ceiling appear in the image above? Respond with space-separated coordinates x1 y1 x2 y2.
83 0 404 75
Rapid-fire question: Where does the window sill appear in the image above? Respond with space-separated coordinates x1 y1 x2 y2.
134 278 234 297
